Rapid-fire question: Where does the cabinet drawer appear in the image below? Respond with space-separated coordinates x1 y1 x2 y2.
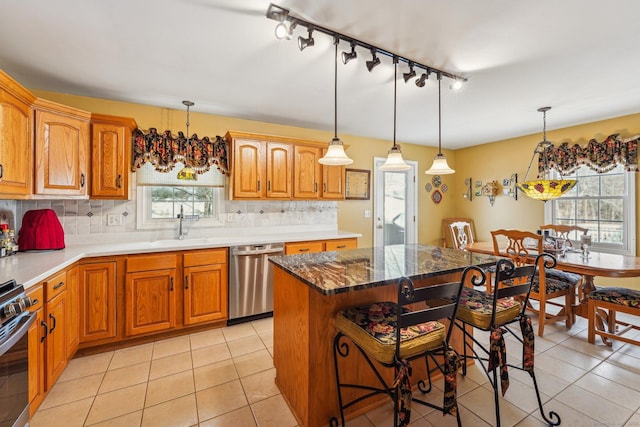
285 241 324 255
44 270 66 302
26 285 44 312
127 253 177 272
184 248 227 267
324 238 357 251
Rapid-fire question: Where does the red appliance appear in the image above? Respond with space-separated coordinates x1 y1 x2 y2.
18 209 65 251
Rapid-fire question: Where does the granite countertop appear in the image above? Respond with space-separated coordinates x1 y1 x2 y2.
269 243 498 295
1 229 360 289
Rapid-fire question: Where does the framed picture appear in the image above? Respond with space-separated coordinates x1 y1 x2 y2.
345 168 370 200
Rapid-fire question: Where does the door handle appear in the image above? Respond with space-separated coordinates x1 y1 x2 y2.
80 173 85 187
257 180 261 191
41 320 48 342
268 181 271 191
185 275 189 290
170 277 174 291
377 225 384 229
49 313 56 333
117 175 122 188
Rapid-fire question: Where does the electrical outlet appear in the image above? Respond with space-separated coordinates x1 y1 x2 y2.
364 210 371 218
107 214 123 226
226 213 235 222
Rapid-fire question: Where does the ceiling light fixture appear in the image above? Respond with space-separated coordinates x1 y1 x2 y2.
425 74 455 175
380 57 410 172
450 79 464 91
341 41 357 64
266 4 467 86
319 38 353 166
517 107 577 201
415 71 430 88
403 62 416 83
177 100 198 181
298 27 314 51
366 49 381 72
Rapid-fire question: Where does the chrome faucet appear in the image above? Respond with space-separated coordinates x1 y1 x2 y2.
177 204 199 240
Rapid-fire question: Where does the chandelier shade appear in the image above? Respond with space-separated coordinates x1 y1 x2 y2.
425 74 454 175
379 58 410 172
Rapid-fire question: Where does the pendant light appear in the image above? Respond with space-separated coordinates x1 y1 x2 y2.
319 38 353 166
177 100 198 181
517 107 577 201
425 73 455 175
380 57 410 171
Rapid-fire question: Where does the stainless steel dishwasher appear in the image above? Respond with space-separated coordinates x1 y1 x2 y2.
228 243 284 323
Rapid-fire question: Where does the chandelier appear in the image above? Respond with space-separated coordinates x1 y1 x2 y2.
517 107 576 201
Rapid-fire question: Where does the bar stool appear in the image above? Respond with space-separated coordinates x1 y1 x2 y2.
330 272 473 427
455 256 561 427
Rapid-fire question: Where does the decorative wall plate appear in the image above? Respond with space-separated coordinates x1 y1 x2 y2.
424 183 432 192
432 175 442 188
441 183 448 193
431 189 443 204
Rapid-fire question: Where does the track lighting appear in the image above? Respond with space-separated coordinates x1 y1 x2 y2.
298 28 314 51
366 49 381 72
415 71 429 87
450 79 464 91
275 21 296 39
403 62 416 83
341 42 357 64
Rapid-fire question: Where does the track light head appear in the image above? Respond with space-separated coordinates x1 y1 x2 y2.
274 21 297 39
415 71 429 87
403 62 416 82
341 42 357 64
450 78 464 91
366 49 380 72
298 28 314 50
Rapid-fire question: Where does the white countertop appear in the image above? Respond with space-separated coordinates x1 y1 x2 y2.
2 228 361 289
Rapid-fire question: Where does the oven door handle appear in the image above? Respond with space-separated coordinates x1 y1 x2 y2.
0 312 36 356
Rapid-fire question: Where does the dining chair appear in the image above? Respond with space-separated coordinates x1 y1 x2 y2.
330 274 468 427
454 256 561 427
539 224 588 248
442 217 477 249
491 229 580 336
588 287 640 347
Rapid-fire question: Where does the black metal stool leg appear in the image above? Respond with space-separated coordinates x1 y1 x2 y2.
330 332 347 427
529 371 561 426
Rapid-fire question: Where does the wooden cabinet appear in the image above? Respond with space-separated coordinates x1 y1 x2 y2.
0 70 34 198
293 145 322 199
285 238 358 254
44 270 68 387
183 248 228 325
227 131 344 200
27 285 46 415
33 98 90 197
125 253 178 336
79 260 117 343
90 114 136 200
65 266 79 358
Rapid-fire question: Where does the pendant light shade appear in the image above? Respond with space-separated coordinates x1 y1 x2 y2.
177 100 198 181
319 39 353 166
517 107 577 202
380 58 410 172
425 75 454 175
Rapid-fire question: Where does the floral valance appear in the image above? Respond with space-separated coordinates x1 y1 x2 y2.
131 128 229 176
540 133 639 176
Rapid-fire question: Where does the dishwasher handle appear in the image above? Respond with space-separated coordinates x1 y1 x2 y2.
232 247 284 256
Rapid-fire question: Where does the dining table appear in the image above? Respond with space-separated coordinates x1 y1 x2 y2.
466 240 640 342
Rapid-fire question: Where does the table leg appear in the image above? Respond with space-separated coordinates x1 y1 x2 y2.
574 274 612 346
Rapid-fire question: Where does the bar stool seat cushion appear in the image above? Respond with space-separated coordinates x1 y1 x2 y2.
587 287 640 308
456 287 522 330
335 302 446 365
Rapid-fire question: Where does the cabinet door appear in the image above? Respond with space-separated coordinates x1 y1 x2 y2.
0 82 32 197
232 139 265 198
266 142 292 198
34 108 89 196
321 164 345 199
90 121 129 199
284 240 325 255
46 291 67 387
65 266 79 358
293 145 321 199
125 269 177 336
184 263 228 325
79 261 117 342
27 286 46 414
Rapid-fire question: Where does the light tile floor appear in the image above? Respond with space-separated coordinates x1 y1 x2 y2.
30 314 640 427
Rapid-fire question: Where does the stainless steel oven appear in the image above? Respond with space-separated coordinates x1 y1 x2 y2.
0 280 36 427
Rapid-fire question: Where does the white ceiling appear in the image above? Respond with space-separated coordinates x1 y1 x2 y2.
2 0 640 149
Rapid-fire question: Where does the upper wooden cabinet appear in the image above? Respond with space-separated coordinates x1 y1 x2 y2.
226 131 344 200
90 114 137 200
0 70 35 198
33 98 90 197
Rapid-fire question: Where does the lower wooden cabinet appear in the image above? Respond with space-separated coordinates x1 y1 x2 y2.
324 238 358 251
79 260 117 343
125 253 178 336
285 238 358 254
44 270 68 388
183 249 228 325
66 266 79 358
27 285 46 415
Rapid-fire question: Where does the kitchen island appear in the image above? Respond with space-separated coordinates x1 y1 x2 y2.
269 244 497 427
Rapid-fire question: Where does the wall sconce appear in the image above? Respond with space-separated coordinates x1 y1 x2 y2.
481 180 499 206
463 177 473 201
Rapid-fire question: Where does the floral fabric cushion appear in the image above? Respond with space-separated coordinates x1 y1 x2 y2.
335 302 446 364
587 287 640 308
456 287 522 330
531 270 577 294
